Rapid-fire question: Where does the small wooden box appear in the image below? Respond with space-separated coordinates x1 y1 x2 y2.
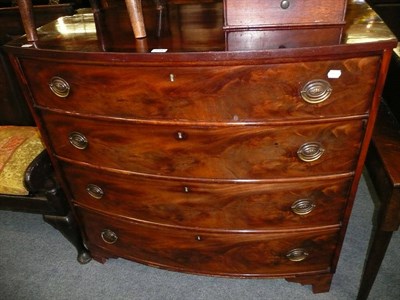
223 0 348 29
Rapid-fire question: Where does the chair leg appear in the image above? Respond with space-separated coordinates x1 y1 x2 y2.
16 0 38 42
43 212 92 264
357 229 393 300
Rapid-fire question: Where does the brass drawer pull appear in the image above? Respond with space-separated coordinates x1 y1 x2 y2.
49 76 70 98
280 0 290 9
286 248 309 262
297 142 325 162
68 132 88 150
291 199 316 215
300 79 332 104
101 229 118 244
86 184 104 199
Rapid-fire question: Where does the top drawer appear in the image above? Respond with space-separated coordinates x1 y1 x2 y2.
19 56 379 122
224 0 347 28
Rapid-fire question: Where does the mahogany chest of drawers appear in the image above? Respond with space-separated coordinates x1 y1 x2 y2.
5 0 397 293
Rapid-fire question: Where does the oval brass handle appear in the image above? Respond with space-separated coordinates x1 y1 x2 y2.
286 248 309 262
300 79 332 104
101 229 118 244
49 76 70 98
68 132 88 150
297 142 325 162
86 184 104 199
291 199 316 215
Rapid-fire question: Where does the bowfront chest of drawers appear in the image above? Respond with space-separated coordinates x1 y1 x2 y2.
5 0 397 293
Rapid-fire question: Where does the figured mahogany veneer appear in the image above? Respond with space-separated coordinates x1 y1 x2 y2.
77 207 340 277
5 0 397 294
62 162 352 230
19 56 379 121
42 111 365 179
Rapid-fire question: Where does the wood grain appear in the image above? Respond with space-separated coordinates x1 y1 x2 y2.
41 111 365 179
78 207 339 277
62 162 353 230
224 0 347 28
20 56 379 122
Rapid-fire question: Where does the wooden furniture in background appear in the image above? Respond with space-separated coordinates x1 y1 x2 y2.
88 0 147 38
358 100 400 300
124 0 146 38
1 1 76 125
357 2 399 299
0 139 91 264
367 0 400 120
367 0 400 38
6 0 397 293
0 1 90 264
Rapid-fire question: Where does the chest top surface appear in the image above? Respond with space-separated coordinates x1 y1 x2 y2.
4 0 397 61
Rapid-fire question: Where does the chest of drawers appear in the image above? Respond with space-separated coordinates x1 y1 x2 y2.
5 0 397 294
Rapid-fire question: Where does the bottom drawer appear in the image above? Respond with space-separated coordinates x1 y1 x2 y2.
78 208 339 277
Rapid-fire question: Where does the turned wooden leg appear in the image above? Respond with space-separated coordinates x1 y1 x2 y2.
16 0 38 42
356 230 393 300
286 273 333 293
43 212 92 264
125 0 147 38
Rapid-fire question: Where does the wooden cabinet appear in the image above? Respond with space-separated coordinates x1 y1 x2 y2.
4 0 397 293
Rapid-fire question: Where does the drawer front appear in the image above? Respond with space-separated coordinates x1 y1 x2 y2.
226 27 343 51
224 0 347 27
63 162 352 230
21 56 379 121
78 208 339 276
43 112 365 179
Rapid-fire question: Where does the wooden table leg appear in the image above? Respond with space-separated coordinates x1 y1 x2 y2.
358 103 400 300
357 230 394 300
